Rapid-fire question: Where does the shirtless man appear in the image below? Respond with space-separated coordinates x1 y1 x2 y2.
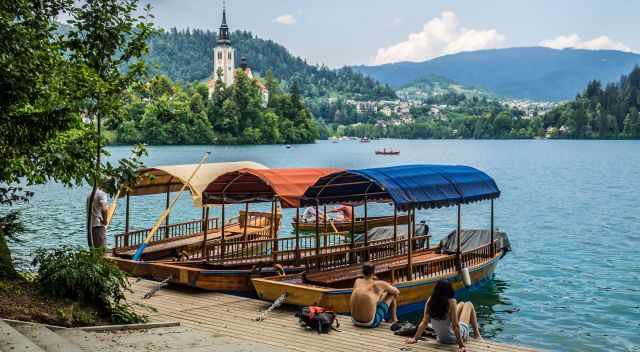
350 262 399 328
329 203 353 222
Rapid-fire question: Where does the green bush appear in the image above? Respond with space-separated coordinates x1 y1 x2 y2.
32 246 147 324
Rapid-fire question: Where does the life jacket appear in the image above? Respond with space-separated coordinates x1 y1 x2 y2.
295 306 340 334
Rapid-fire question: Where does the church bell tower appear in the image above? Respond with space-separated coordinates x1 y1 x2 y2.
213 2 235 87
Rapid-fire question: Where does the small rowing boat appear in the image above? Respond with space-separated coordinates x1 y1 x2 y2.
375 148 400 155
292 215 410 233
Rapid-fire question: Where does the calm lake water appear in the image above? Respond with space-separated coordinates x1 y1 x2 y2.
7 139 640 351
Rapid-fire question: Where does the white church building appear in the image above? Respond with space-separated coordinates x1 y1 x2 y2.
208 5 268 107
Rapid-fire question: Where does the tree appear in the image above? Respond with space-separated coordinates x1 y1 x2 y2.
623 107 640 138
0 0 153 276
65 0 154 242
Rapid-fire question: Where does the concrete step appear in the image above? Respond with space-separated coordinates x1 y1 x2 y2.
11 324 85 352
0 320 46 352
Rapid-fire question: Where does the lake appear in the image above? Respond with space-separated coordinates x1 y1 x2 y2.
7 139 640 351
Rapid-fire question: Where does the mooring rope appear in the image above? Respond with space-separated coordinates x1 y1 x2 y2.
143 276 173 299
255 292 288 321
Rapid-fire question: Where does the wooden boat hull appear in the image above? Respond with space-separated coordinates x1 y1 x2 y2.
252 253 501 314
292 215 410 234
110 256 302 293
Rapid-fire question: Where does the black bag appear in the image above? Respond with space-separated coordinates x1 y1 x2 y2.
295 306 340 334
391 321 417 336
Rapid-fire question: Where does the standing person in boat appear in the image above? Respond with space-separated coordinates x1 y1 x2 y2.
406 281 482 351
86 182 109 248
350 262 399 328
329 203 352 222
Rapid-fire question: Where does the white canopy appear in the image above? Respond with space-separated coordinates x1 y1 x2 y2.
125 161 268 207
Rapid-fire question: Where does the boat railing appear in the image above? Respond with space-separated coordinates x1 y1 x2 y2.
113 217 219 250
390 241 495 283
301 235 430 273
202 231 352 265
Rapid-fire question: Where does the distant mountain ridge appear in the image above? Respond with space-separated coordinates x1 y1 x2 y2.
353 47 640 101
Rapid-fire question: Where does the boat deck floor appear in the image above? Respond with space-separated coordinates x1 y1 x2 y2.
304 251 444 285
126 279 538 352
116 224 262 257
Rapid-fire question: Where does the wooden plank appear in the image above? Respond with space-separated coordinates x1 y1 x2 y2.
125 280 537 352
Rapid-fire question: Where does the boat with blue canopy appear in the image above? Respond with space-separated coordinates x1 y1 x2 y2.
251 164 510 314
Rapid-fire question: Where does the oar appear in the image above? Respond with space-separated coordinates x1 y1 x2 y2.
105 189 121 227
132 152 210 261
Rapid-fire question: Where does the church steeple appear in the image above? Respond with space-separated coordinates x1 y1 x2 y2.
218 1 230 45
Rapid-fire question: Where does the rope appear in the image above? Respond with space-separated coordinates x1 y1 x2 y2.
255 292 288 321
143 276 173 299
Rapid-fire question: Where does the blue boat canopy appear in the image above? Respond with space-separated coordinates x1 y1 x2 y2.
300 164 500 211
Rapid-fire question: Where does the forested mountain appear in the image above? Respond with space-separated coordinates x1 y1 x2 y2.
542 66 640 138
354 47 640 101
146 28 396 100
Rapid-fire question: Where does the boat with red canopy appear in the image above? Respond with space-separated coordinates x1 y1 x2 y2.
252 164 510 314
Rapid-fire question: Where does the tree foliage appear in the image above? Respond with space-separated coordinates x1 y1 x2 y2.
542 66 640 138
112 73 321 144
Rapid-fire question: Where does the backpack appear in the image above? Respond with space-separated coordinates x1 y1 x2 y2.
295 306 340 333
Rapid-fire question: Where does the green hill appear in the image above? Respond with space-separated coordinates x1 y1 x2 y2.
397 75 497 101
146 28 396 101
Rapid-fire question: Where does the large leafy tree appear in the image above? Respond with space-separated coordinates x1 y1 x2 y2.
0 0 153 277
64 0 154 242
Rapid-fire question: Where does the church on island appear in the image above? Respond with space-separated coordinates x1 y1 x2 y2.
208 5 269 107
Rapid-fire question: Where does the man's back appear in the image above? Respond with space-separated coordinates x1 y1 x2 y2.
350 278 380 322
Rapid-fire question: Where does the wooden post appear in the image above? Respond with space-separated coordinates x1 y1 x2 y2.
350 205 356 264
490 199 495 257
323 205 327 233
364 195 369 261
456 204 462 270
220 199 226 263
407 209 413 281
124 193 130 247
271 199 278 262
315 202 320 269
243 202 249 239
202 206 209 260
164 184 171 239
295 207 301 264
393 206 397 252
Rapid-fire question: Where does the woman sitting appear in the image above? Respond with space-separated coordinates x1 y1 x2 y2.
406 281 482 351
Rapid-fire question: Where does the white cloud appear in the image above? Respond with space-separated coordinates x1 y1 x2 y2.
273 14 296 25
540 34 633 52
371 11 505 65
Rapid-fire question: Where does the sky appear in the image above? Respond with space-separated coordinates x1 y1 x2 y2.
143 0 639 67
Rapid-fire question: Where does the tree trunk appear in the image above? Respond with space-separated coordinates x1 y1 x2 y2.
0 232 17 279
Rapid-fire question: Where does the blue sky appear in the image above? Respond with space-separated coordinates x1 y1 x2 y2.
145 0 639 67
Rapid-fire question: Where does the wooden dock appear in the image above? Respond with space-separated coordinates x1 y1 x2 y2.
126 279 538 352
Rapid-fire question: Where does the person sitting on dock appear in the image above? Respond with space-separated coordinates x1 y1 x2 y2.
350 262 399 328
301 206 324 223
329 203 352 222
406 281 482 351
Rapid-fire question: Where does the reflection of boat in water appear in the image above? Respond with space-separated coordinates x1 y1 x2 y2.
375 148 400 155
252 165 510 314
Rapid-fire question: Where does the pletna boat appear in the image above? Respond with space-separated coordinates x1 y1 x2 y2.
252 164 510 314
375 148 400 155
292 214 410 234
